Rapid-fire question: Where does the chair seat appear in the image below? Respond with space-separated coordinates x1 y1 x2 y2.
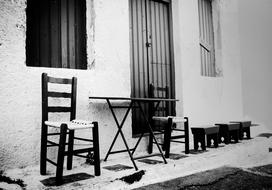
152 116 187 123
45 120 94 130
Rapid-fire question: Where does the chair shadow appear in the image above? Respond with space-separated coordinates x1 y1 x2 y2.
168 153 188 160
185 149 209 155
137 158 164 165
40 173 93 186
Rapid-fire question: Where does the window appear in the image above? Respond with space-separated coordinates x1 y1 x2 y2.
26 0 87 69
198 0 215 77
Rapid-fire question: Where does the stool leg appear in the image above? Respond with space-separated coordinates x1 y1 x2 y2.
246 128 251 139
56 124 67 185
164 118 172 158
214 134 219 148
239 127 243 140
40 124 48 175
225 131 230 144
201 134 206 151
67 130 74 170
92 122 101 176
234 130 239 143
207 135 211 147
193 134 199 151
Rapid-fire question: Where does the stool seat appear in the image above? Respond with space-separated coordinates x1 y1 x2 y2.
216 123 240 131
191 125 219 151
230 121 251 128
191 126 219 134
216 123 240 144
230 121 252 139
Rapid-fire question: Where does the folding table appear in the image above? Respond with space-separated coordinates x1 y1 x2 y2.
89 96 178 170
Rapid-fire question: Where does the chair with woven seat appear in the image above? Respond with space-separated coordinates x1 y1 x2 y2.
40 73 100 185
148 84 189 158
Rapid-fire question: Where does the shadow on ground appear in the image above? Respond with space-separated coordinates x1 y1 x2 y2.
133 165 272 190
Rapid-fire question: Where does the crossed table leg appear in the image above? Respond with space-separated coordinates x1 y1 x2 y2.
103 99 167 170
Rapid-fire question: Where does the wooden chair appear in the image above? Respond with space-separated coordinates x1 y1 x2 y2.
40 73 100 185
148 84 189 158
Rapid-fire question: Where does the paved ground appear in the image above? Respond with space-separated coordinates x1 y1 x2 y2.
0 130 272 190
134 165 272 190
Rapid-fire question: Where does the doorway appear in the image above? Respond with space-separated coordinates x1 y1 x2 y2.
129 0 175 135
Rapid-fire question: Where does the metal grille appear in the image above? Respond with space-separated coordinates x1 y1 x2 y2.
198 0 215 77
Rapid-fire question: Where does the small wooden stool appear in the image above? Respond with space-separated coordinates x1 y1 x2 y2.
230 121 251 140
191 126 219 151
215 123 240 144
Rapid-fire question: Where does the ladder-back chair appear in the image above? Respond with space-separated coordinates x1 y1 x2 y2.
148 84 189 158
40 73 100 185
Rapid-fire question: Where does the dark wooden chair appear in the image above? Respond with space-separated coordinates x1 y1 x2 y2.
148 84 189 158
40 73 100 185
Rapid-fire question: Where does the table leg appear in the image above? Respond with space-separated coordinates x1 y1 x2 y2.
104 100 138 170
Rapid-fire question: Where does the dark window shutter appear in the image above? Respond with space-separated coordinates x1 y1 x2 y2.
26 0 87 69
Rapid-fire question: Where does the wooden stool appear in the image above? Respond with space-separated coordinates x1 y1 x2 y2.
230 121 251 140
215 123 240 144
191 126 219 151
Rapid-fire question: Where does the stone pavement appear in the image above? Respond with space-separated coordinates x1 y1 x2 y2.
0 133 272 190
134 165 272 189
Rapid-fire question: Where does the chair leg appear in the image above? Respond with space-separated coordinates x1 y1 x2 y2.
184 117 190 154
67 130 74 170
56 124 68 185
164 118 172 158
92 122 101 176
40 124 48 175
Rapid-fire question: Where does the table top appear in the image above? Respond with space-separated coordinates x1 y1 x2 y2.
89 96 179 102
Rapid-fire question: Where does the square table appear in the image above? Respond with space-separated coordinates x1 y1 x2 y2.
89 96 178 170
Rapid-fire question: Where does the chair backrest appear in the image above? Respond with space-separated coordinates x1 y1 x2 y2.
148 83 170 117
42 73 77 123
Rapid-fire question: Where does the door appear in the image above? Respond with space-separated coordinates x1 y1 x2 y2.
129 0 175 135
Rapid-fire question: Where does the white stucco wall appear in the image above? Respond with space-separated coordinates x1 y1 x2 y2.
238 0 272 130
0 0 252 170
175 0 243 126
0 0 136 170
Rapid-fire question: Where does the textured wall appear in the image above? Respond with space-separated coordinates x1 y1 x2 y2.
0 0 135 170
0 0 255 170
176 0 243 126
238 0 272 130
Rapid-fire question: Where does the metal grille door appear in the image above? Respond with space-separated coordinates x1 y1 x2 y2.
129 0 175 135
